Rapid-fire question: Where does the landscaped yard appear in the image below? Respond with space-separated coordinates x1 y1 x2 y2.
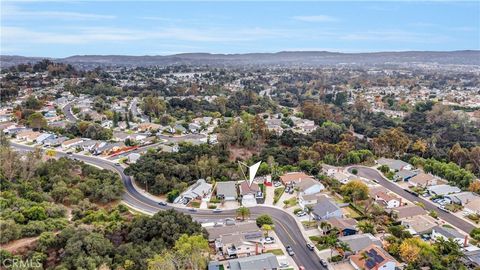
344 205 362 218
265 249 284 255
273 187 285 204
283 197 297 208
301 220 317 229
190 201 201 208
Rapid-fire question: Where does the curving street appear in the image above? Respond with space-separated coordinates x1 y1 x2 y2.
10 142 324 270
349 166 476 234
62 101 78 122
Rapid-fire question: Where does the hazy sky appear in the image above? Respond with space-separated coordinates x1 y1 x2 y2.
1 1 479 57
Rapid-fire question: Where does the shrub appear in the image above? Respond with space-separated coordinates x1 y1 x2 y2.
256 214 273 227
351 168 358 175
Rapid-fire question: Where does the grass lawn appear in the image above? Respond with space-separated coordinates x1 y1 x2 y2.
190 201 201 208
273 187 285 204
344 206 362 218
301 221 317 229
283 197 297 208
266 249 284 255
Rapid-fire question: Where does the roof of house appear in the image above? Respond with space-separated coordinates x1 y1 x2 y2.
189 179 212 197
368 186 389 198
427 184 461 196
433 226 465 239
296 177 323 191
375 191 400 203
339 233 382 253
446 192 480 205
279 171 313 184
216 181 237 198
229 253 279 270
410 173 437 186
325 217 357 231
464 248 480 266
205 222 261 241
465 198 480 213
401 214 438 234
395 169 419 179
377 158 411 171
62 138 83 145
350 244 398 270
312 197 341 218
300 193 327 202
239 181 260 195
390 205 426 219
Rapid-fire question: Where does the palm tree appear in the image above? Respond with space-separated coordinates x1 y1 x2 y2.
236 206 250 221
336 241 351 260
319 221 332 235
325 234 339 259
357 220 375 234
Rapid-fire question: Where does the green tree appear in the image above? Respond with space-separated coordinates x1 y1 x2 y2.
236 206 250 221
256 214 274 227
27 112 47 130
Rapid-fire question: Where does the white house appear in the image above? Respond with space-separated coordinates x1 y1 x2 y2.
296 178 325 195
431 226 467 247
375 192 402 209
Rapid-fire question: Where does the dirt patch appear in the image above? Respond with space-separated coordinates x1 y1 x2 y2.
1 237 39 254
229 146 258 161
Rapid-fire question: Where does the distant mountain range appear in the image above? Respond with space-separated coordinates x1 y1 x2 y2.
1 51 479 68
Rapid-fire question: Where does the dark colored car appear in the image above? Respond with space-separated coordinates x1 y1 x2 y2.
158 201 167 206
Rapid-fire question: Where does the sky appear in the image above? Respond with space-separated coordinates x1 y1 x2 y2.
1 1 479 57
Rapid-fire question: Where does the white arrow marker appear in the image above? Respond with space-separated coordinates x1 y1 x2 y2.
248 161 261 187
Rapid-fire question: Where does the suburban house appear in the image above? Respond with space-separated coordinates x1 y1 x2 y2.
431 226 468 246
377 158 412 171
216 181 238 201
427 184 462 196
350 244 399 270
279 172 314 185
205 221 263 258
401 214 438 235
239 181 261 197
409 173 442 188
339 234 383 255
375 191 402 209
464 198 480 215
127 153 141 164
445 192 480 206
36 133 55 144
208 253 279 270
296 178 325 195
16 130 41 142
311 196 343 220
323 217 358 236
389 205 426 219
75 140 100 152
298 193 327 209
394 169 419 182
61 138 84 149
463 248 480 269
43 136 68 147
180 179 212 201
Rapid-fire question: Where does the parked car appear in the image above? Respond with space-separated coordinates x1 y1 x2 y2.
306 243 315 251
296 211 307 217
286 246 295 256
274 181 282 187
115 162 121 166
261 237 275 244
189 208 197 212
66 151 72 155
213 209 222 213
320 259 328 267
158 201 167 206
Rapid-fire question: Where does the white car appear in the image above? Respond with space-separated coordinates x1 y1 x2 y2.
296 211 307 217
261 237 275 244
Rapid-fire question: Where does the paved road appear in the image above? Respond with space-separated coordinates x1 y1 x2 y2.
62 102 78 122
129 98 149 123
349 166 476 234
11 142 323 270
